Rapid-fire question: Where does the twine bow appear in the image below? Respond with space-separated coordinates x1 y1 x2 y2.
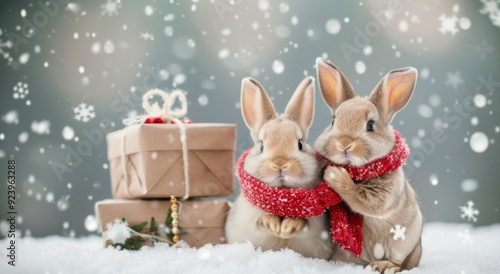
123 89 188 126
121 89 191 200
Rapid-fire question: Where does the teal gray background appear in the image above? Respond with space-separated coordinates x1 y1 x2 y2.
0 0 499 237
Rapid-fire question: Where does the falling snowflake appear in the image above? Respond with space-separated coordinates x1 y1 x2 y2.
389 224 406 240
2 110 19 124
140 32 155 41
474 39 495 60
458 229 474 244
438 14 459 35
74 103 96 122
101 0 122 16
0 29 13 65
31 120 50 135
480 0 500 28
105 219 131 244
13 82 29 99
445 71 464 89
460 201 479 222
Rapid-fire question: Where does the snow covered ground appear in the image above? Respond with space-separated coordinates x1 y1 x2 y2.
1 223 499 274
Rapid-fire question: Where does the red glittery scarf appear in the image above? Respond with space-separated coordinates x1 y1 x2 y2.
237 150 363 256
237 130 409 257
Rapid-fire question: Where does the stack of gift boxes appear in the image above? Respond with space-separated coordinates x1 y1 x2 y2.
95 89 236 249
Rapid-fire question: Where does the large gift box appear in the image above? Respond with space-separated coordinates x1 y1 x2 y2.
107 123 236 199
95 199 230 248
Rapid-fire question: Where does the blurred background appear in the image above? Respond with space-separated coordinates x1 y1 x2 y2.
0 0 499 238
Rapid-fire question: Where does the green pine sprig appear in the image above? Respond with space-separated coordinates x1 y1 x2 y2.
109 207 186 251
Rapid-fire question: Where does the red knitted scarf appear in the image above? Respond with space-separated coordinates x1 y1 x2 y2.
237 129 409 257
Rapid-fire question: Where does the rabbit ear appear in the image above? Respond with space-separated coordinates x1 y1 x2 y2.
284 76 315 139
316 57 356 113
241 78 277 131
369 67 417 123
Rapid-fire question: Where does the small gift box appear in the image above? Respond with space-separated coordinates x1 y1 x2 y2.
106 89 236 199
95 199 230 248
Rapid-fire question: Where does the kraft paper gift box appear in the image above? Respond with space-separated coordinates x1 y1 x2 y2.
95 199 230 248
106 123 236 199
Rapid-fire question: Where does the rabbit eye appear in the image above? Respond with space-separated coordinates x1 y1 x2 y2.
259 141 264 152
367 120 375 132
331 116 336 127
298 140 303 151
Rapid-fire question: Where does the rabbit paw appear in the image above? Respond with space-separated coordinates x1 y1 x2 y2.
257 215 282 238
279 217 306 239
324 166 352 191
369 260 401 274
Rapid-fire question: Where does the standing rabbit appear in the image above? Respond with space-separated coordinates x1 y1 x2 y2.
314 58 422 273
225 76 334 259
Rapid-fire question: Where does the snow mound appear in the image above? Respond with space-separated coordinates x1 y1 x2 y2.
1 223 499 274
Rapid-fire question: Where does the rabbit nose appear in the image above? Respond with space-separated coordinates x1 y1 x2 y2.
336 143 355 152
336 137 356 151
272 158 289 170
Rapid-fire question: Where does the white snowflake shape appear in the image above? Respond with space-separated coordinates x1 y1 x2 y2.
0 29 13 65
460 201 479 222
445 71 464 89
390 224 406 240
438 14 459 35
474 39 495 60
491 12 500 26
74 103 96 122
13 82 29 99
101 0 122 16
105 219 131 244
140 32 155 41
480 0 500 28
458 229 474 244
